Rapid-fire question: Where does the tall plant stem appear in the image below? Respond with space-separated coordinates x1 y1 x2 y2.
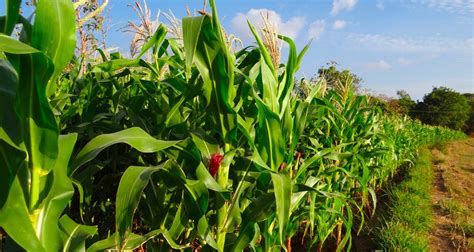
29 167 41 210
216 143 231 251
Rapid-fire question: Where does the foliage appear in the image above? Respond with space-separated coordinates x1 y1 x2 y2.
463 93 474 134
396 90 416 115
0 1 466 251
317 61 363 94
412 87 470 130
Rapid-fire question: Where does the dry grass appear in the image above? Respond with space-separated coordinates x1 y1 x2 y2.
430 138 474 250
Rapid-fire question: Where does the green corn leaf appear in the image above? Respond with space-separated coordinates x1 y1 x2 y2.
325 152 353 161
231 222 258 251
277 34 298 115
138 24 167 58
296 41 312 71
290 100 309 155
87 230 187 251
113 162 206 249
191 132 220 161
182 12 237 142
32 0 76 91
247 20 276 76
93 58 140 72
249 57 279 113
0 59 26 208
290 176 319 212
4 0 21 35
183 179 209 219
168 202 187 240
197 215 218 249
182 15 205 78
164 95 186 127
70 127 181 176
115 164 165 249
58 215 97 252
242 192 275 223
254 97 285 171
34 133 77 251
271 173 292 248
0 139 26 209
196 162 230 197
16 51 58 206
0 177 44 252
0 34 39 54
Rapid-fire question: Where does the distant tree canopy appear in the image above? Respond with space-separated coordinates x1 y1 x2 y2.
396 90 416 115
464 93 474 134
317 62 363 93
412 87 470 131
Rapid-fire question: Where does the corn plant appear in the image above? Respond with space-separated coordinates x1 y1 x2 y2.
0 1 180 251
0 0 466 251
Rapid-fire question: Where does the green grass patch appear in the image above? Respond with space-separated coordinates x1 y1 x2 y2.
374 148 433 250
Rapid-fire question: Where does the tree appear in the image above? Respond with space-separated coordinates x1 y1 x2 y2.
317 61 363 94
412 87 470 130
396 90 416 115
463 93 474 134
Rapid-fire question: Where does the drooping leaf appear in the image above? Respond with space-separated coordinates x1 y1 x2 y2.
196 162 230 199
190 132 220 160
0 34 39 54
138 24 167 58
70 127 181 176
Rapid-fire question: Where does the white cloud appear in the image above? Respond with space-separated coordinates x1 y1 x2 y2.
230 9 306 41
362 60 392 71
332 20 347 29
331 0 358 15
347 33 474 53
397 57 413 65
307 20 326 40
404 0 474 13
376 1 385 10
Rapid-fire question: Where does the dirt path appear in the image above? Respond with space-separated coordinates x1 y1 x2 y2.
429 138 474 251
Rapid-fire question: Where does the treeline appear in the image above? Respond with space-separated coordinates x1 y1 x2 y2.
390 88 472 134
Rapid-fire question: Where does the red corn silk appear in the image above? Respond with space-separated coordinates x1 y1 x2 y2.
278 162 287 172
209 153 224 177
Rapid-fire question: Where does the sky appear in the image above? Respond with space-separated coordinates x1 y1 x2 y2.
3 0 473 100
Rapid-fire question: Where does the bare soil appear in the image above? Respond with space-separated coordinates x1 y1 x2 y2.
429 138 474 251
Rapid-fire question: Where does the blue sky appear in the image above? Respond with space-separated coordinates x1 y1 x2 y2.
3 0 473 100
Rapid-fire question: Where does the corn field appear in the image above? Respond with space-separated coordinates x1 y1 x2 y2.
0 0 465 251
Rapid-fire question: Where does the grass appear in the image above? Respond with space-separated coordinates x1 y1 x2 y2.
431 138 474 250
374 148 433 250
